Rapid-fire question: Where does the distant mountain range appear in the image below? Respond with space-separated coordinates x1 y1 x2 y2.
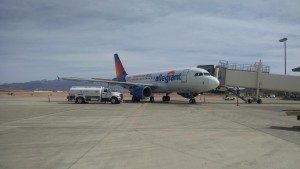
0 79 127 92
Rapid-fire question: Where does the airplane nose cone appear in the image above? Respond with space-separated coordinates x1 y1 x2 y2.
209 77 220 90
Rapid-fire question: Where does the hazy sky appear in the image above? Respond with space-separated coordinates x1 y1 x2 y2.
0 0 299 84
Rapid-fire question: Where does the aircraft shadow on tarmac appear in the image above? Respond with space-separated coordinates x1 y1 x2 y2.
122 100 194 105
270 126 300 132
56 100 200 105
56 99 300 105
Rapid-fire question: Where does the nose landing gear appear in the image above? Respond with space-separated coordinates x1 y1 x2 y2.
189 98 196 104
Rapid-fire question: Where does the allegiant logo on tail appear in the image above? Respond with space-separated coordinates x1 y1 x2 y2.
155 70 182 83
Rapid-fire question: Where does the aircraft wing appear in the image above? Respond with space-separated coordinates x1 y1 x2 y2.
61 77 157 90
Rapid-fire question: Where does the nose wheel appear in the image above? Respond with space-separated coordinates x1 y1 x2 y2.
189 98 196 104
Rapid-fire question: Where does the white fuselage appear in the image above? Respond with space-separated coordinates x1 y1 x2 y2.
125 68 219 94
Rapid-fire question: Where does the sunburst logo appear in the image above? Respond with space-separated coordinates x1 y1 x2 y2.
167 70 175 75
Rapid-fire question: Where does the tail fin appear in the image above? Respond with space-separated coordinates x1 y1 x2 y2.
114 53 128 78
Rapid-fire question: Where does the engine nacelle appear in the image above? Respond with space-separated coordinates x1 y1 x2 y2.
177 92 198 99
131 86 152 99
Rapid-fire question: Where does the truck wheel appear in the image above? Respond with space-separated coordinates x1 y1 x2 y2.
110 97 117 104
76 97 85 104
247 99 252 104
257 99 262 104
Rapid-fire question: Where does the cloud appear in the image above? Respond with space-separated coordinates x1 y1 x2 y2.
0 0 299 84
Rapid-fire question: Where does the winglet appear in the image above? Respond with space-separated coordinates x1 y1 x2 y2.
114 53 128 78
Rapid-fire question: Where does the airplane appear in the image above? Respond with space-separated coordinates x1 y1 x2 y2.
62 53 220 104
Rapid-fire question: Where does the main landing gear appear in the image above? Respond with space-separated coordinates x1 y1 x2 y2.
150 96 154 102
162 94 170 102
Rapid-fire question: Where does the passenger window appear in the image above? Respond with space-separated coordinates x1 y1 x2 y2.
195 73 199 76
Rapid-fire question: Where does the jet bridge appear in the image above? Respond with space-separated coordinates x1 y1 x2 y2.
216 60 300 103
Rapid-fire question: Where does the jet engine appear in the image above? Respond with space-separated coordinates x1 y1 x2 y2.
131 86 152 100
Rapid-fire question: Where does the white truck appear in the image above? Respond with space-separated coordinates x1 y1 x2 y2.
67 87 123 104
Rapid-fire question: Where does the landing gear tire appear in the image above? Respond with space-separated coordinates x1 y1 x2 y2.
150 96 154 102
162 96 170 102
189 99 196 104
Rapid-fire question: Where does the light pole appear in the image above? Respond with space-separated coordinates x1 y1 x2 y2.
279 37 288 75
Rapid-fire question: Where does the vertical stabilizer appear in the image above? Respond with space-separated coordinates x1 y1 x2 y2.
114 54 128 79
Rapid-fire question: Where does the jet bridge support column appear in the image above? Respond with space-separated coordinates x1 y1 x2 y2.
255 60 262 103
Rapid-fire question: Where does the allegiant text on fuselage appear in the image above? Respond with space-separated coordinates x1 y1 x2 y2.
155 73 182 83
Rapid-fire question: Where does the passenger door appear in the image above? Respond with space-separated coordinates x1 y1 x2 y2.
181 69 189 83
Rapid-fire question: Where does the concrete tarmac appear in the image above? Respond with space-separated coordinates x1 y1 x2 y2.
0 94 300 169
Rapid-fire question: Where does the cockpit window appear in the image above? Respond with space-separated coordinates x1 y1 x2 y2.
195 72 208 76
